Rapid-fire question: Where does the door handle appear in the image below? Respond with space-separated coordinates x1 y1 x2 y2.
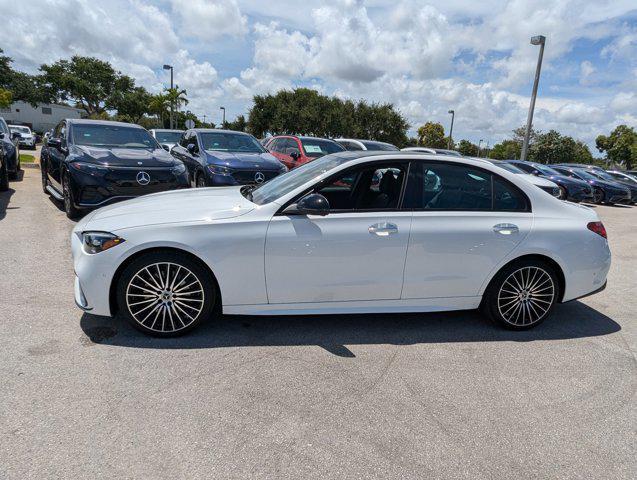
369 222 398 236
493 223 519 235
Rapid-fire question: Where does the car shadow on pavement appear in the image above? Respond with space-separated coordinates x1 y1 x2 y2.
80 300 621 357
0 187 16 221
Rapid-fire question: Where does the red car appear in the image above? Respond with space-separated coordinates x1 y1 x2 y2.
264 135 345 170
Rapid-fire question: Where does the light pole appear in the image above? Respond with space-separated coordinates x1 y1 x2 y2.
447 110 455 150
478 139 484 157
521 35 546 161
484 140 490 158
202 114 207 125
220 106 226 127
163 64 174 129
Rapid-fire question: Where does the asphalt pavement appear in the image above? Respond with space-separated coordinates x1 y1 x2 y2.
0 169 635 479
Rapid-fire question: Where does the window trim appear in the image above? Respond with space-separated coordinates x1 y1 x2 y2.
275 160 412 215
407 160 532 213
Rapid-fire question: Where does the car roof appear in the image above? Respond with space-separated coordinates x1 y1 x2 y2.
191 128 252 136
152 129 184 132
66 119 144 128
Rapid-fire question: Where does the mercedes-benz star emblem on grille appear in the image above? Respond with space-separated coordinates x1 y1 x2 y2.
254 171 265 184
136 171 151 186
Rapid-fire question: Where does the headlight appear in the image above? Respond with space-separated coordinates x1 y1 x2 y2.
70 162 109 176
207 164 233 175
278 164 288 173
82 232 125 254
171 163 186 175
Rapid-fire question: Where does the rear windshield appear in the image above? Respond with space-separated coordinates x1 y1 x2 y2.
301 138 345 157
360 140 398 151
155 131 183 143
72 124 158 149
489 161 524 174
200 132 265 153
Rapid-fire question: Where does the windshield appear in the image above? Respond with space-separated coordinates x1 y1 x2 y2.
72 124 159 149
489 161 524 174
249 154 348 205
572 169 597 181
11 126 31 134
301 138 345 158
155 131 183 143
589 170 617 182
531 163 561 176
360 140 398 151
200 132 265 153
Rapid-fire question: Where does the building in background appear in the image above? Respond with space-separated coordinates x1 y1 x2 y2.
0 101 85 133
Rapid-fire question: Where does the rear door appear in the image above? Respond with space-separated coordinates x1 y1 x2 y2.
401 160 533 299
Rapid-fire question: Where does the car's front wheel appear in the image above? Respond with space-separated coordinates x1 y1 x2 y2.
593 187 604 204
482 259 560 330
116 251 216 337
62 171 80 219
195 172 207 188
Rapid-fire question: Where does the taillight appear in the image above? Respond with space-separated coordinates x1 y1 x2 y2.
587 221 607 239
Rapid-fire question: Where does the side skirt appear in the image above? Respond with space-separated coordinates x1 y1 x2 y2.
223 296 482 316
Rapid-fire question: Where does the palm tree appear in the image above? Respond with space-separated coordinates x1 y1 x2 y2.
148 93 169 127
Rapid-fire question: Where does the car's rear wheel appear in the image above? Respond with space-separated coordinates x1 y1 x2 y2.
482 259 560 330
0 160 8 191
558 185 567 200
116 251 216 337
62 171 80 219
593 187 604 204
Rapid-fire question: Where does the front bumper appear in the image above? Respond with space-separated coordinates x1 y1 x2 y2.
18 138 35 147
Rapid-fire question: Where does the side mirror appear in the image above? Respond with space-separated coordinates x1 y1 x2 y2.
285 147 300 160
187 143 197 155
283 193 330 216
47 138 62 149
161 144 171 152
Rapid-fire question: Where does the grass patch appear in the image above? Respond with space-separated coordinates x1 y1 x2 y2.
19 153 35 163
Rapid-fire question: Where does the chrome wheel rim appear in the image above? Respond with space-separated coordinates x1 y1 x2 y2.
497 267 555 326
593 189 603 203
126 262 205 333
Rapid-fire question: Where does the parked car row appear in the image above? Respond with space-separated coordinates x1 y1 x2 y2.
0 116 21 190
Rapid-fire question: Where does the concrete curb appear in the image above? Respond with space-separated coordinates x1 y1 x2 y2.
22 163 40 169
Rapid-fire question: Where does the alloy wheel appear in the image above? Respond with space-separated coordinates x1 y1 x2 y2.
497 266 555 327
196 174 206 188
125 262 205 333
593 188 604 204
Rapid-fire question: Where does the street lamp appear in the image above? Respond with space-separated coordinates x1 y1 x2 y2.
447 110 455 150
220 106 226 127
163 64 174 129
478 139 484 156
521 35 546 161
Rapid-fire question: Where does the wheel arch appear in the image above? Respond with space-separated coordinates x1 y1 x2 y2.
481 254 566 304
108 246 222 315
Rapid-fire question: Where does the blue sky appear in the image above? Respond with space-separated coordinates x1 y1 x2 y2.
1 0 635 151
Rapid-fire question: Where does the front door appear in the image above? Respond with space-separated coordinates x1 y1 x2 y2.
265 162 412 304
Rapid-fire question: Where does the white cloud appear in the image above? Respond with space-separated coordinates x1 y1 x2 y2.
579 60 596 85
171 0 247 40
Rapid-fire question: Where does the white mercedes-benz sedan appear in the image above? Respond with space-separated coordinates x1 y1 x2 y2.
71 152 611 336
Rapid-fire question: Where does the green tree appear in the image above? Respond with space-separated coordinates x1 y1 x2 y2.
164 87 189 111
0 88 11 108
596 125 637 170
0 49 52 106
148 93 170 127
225 115 247 132
489 140 521 160
39 56 135 115
417 122 446 148
111 86 152 123
529 130 595 165
247 88 409 146
457 139 479 157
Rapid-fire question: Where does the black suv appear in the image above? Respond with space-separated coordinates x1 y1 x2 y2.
41 119 189 218
0 116 21 190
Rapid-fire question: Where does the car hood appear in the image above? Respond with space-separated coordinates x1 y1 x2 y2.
202 151 283 170
543 174 588 187
70 145 177 167
588 178 628 191
76 186 255 232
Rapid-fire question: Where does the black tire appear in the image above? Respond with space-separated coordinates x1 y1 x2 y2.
481 259 560 330
593 187 604 205
0 159 8 192
116 251 216 337
195 171 207 188
62 170 81 219
41 162 48 193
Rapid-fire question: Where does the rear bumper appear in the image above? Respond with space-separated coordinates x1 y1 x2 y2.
563 280 607 303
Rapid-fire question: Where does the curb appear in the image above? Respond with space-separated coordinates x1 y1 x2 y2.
22 163 40 169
